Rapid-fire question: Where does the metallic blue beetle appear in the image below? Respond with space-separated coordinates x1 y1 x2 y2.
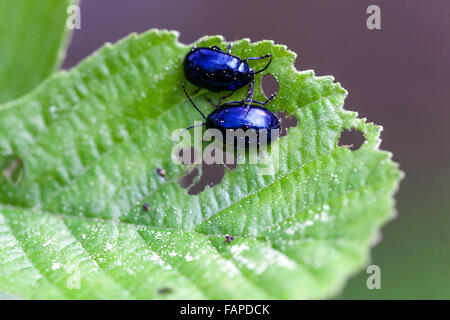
176 84 280 147
183 43 272 105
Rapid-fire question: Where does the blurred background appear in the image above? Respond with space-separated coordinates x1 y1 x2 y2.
63 0 450 299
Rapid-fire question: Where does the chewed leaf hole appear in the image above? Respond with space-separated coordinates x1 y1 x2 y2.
276 111 299 137
177 147 201 165
157 287 173 295
177 147 237 195
338 128 365 151
176 148 200 188
187 161 237 195
261 74 279 99
178 166 200 189
176 112 297 195
1 155 25 186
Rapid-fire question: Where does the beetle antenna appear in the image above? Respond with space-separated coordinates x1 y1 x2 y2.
253 54 272 74
173 123 205 143
182 84 207 119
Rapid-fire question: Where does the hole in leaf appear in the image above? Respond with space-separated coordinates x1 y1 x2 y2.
1 155 25 186
176 111 299 195
178 166 200 189
261 74 278 99
177 146 236 194
157 287 173 295
338 128 365 151
276 111 299 137
176 148 201 188
177 147 201 165
187 161 236 195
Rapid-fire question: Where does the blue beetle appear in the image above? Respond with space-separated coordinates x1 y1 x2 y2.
176 84 280 147
183 43 272 105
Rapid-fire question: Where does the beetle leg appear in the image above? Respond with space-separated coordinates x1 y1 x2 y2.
237 92 277 107
205 97 217 107
227 41 232 54
253 54 273 74
263 93 277 105
245 77 256 109
182 84 207 119
217 90 236 106
244 53 271 61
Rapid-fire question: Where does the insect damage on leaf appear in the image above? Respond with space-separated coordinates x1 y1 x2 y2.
175 110 298 195
338 128 366 151
0 29 403 300
1 155 25 186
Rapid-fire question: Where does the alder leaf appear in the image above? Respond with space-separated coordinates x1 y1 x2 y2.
0 30 403 299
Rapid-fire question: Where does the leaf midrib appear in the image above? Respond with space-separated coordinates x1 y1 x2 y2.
1 145 390 239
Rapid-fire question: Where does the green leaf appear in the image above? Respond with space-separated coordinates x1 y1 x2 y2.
0 30 403 299
0 0 78 103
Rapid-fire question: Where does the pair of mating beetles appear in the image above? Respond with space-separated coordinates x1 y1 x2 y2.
180 43 280 146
